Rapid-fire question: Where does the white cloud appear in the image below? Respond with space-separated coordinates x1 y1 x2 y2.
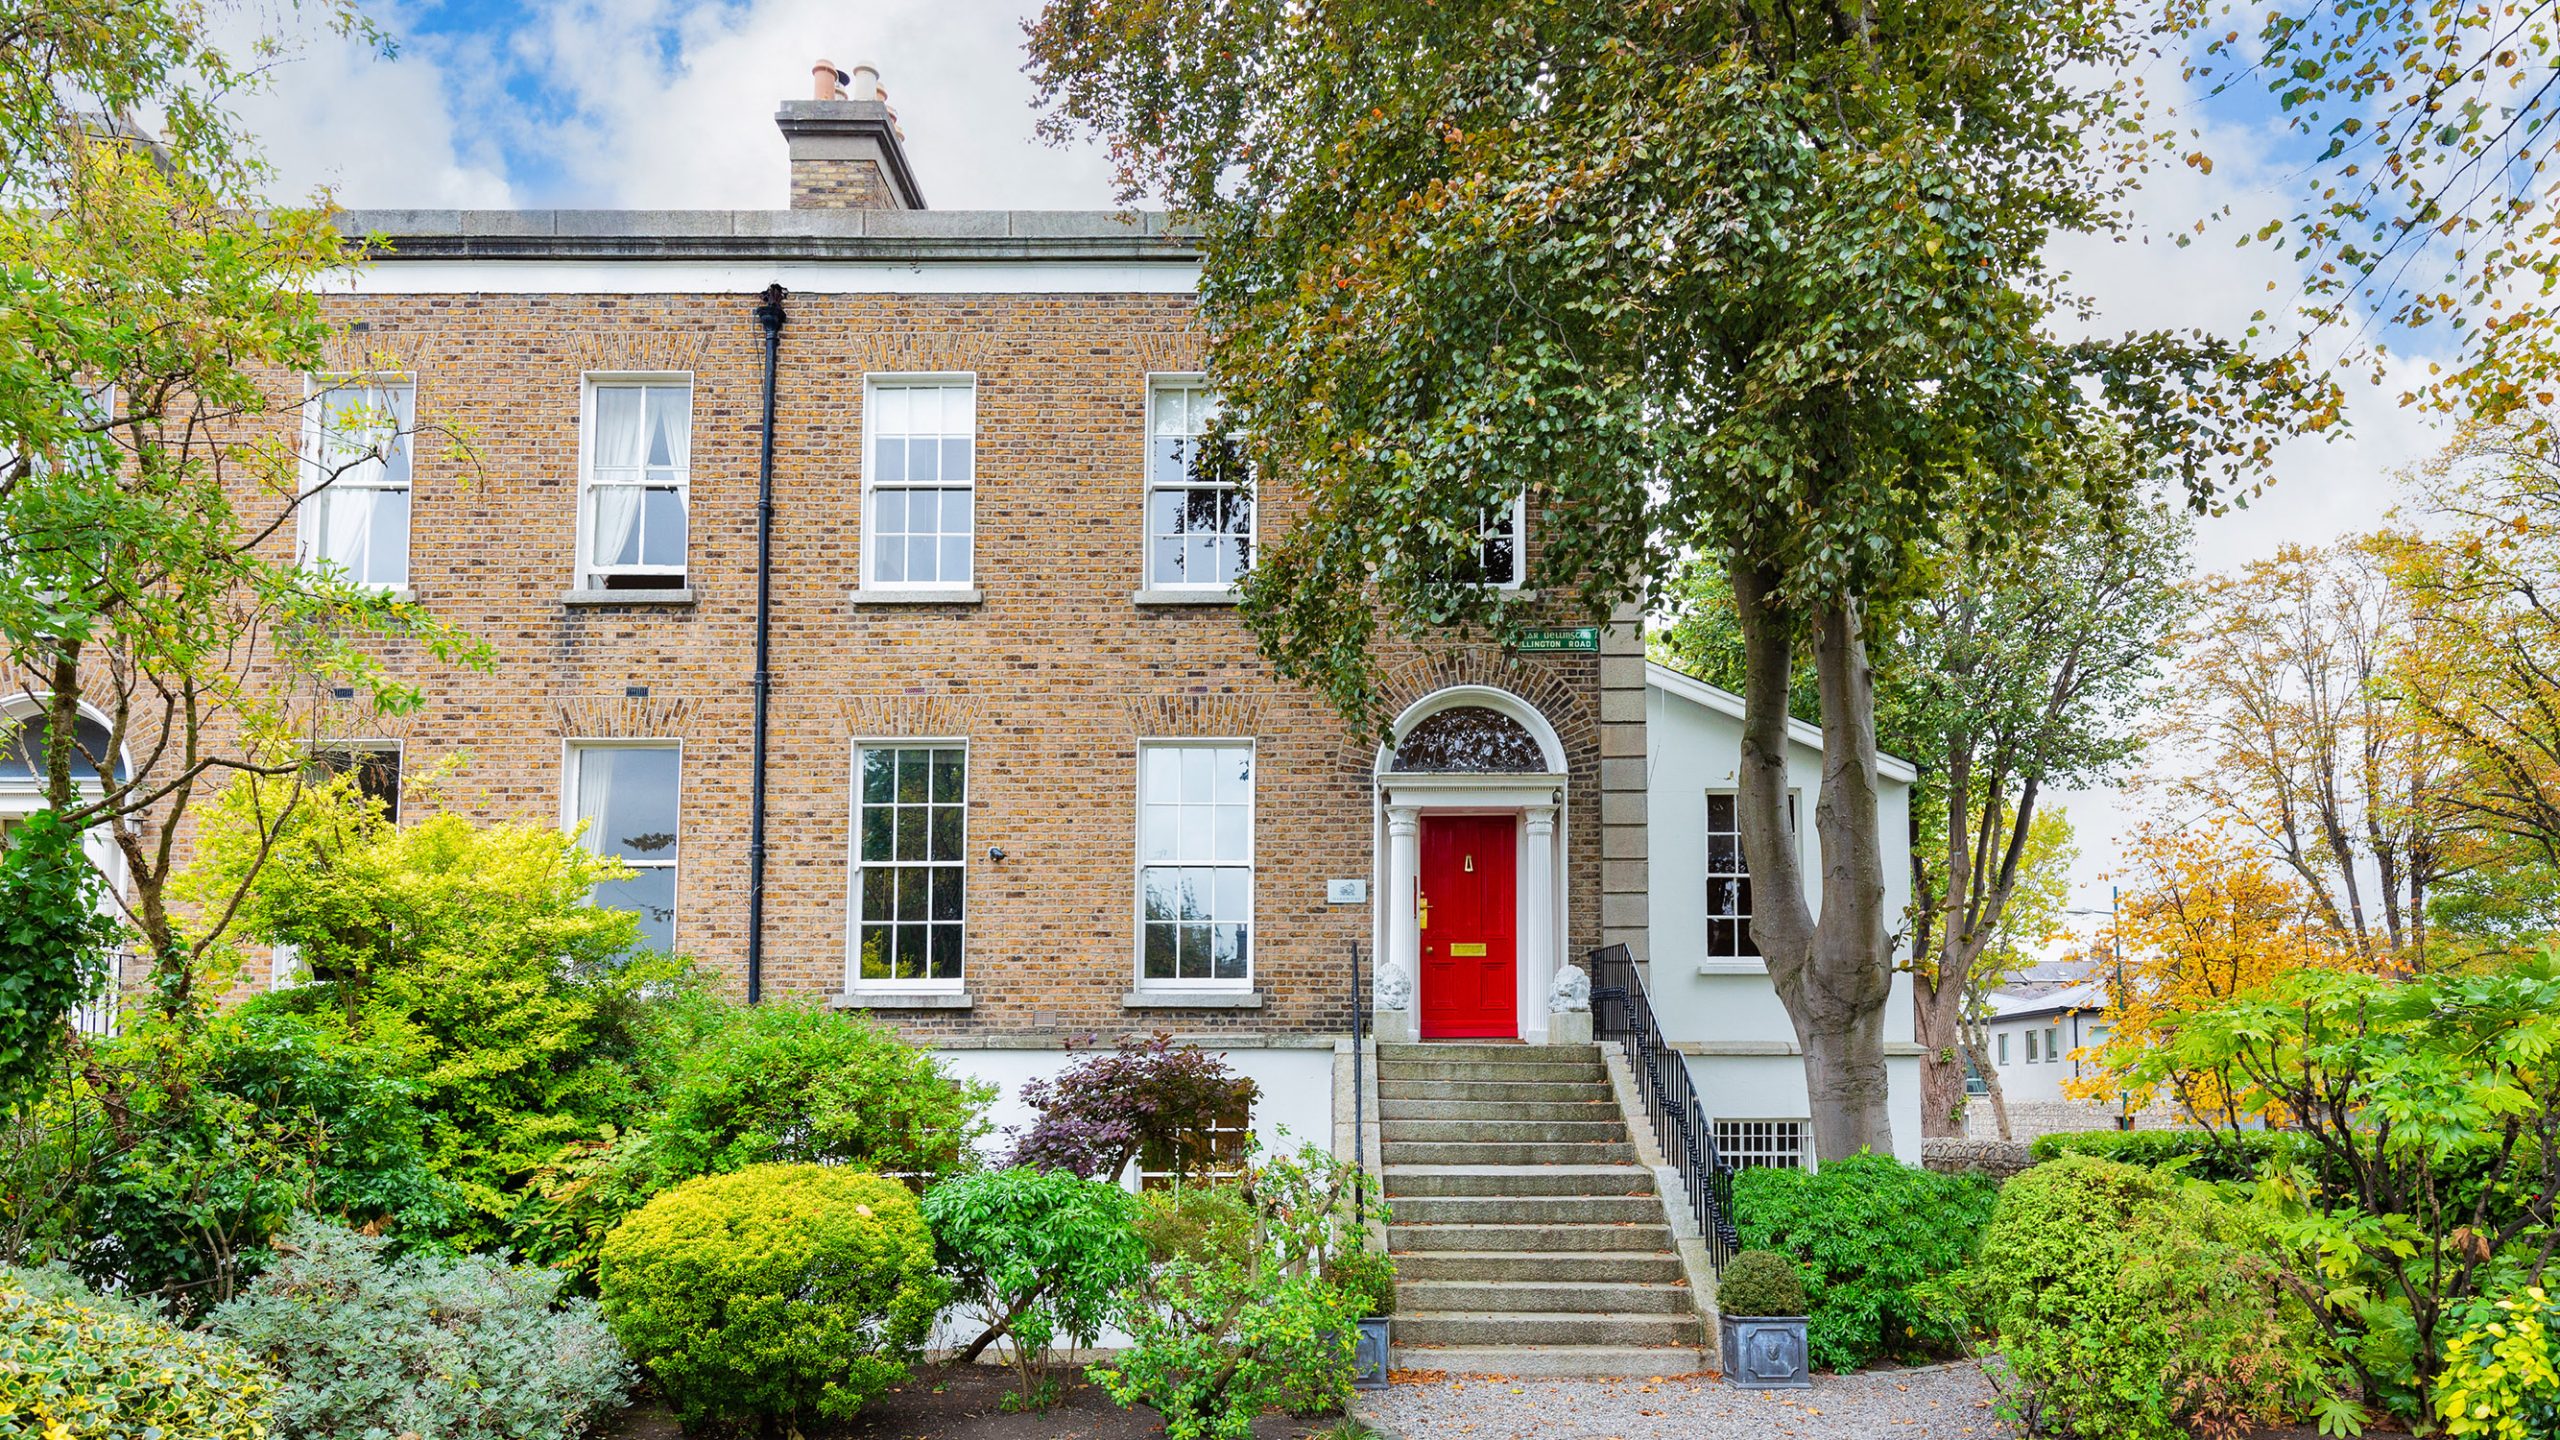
219 7 518 208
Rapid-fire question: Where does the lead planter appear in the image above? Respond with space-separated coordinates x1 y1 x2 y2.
1351 1316 1391 1390
1718 1315 1811 1390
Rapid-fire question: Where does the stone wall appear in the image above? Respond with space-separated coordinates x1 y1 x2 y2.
1964 1097 2187 1142
1921 1138 2034 1179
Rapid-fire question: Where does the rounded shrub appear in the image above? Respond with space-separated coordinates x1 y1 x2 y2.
1969 1154 2329 1439
599 1163 946 1430
0 1283 273 1440
1718 1250 1807 1318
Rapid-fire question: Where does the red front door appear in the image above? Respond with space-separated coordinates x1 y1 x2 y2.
1418 814 1518 1040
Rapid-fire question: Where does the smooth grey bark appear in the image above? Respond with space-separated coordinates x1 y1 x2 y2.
1732 559 1897 1162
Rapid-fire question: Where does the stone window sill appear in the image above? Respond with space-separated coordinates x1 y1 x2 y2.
1696 960 1770 976
1131 588 1240 606
832 990 975 1011
1122 990 1265 1010
849 588 985 606
562 588 695 607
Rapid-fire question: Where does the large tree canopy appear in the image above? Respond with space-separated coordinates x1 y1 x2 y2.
1030 0 2313 1157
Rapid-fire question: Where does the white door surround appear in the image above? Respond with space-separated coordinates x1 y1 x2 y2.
1371 686 1570 1045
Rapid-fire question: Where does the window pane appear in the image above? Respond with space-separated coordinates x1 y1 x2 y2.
592 867 675 953
897 749 930 803
896 807 926 861
1212 925 1247 981
1143 870 1176 922
367 486 411 587
862 867 894 921
862 749 896 803
897 867 927 921
930 804 963 862
1181 747 1213 802
942 437 971 484
859 925 893 980
1213 804 1248 863
1144 924 1176 978
910 436 939 482
931 749 964 802
931 867 963 921
944 489 973 533
930 924 963 980
877 486 908 536
896 925 928 979
1178 923 1210 978
873 385 910 434
1214 868 1249 921
939 537 971 584
908 488 939 536
1152 536 1185 585
873 529 905 582
577 747 679 861
640 487 685 567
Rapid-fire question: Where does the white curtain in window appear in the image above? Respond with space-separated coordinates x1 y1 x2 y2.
321 487 373 572
589 388 646 566
575 748 616 855
647 386 690 476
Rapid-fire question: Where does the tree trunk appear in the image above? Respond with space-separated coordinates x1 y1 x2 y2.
1914 975 1969 1138
1731 559 1898 1162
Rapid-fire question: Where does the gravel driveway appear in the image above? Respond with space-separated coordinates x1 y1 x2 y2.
1355 1361 2009 1439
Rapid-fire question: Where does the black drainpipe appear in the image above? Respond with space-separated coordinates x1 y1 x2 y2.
746 284 787 1004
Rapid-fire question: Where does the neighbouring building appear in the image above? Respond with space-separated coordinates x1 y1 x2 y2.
47 60 1921 1177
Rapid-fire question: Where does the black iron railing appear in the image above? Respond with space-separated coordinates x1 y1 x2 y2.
1350 939 1368 1229
1588 943 1740 1270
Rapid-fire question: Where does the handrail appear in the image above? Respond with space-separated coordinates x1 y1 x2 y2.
1350 938 1367 1229
1587 943 1740 1270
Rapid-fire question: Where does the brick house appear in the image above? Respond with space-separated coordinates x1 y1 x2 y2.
35 62 1920 1181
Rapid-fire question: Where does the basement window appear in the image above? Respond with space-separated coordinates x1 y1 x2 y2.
1714 1118 1807 1172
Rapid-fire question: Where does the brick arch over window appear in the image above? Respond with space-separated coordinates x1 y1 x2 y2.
552 695 699 741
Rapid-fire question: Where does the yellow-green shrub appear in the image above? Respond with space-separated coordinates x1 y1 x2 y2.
2437 1286 2560 1439
599 1164 944 1430
0 1284 272 1439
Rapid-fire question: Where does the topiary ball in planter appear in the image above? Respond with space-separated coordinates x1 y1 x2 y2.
599 1163 947 1430
1715 1250 1811 1390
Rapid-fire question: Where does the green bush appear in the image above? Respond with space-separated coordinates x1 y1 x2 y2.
923 1167 1148 1406
1734 1153 1994 1370
1134 1184 1255 1267
1967 1155 2336 1439
208 1216 632 1440
599 1164 945 1431
517 996 991 1286
1326 1246 1396 1318
1093 1144 1380 1440
2028 1128 2303 1183
2437 1285 2560 1438
0 1280 273 1439
0 809 123 1110
1716 1250 1807 1318
65 1006 455 1311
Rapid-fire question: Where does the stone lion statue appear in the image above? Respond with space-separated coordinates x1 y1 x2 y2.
1548 963 1591 1013
1375 967 1413 1012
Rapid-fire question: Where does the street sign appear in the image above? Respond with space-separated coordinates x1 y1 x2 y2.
1513 626 1601 653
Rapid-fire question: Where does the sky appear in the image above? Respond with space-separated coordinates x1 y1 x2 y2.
220 0 2461 929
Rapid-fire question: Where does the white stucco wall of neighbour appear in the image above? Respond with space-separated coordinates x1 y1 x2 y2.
1984 1010 2107 1106
931 1044 1337 1164
1641 665 1923 1161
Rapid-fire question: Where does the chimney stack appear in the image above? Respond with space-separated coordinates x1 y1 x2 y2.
777 56 924 210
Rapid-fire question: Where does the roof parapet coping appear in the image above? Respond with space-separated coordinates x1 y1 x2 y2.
330 207 1199 263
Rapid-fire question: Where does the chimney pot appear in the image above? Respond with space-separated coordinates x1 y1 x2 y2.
811 58 846 100
779 58 924 209
847 64 881 102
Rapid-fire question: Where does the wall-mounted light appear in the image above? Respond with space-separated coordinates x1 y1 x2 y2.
988 846 1006 862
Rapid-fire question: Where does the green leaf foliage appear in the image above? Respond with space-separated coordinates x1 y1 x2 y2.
2435 1285 2560 1439
1734 1154 1995 1370
2029 1128 2307 1185
0 809 121 1107
187 775 669 1249
1715 1250 1809 1321
513 993 992 1287
2104 952 2560 1420
599 1164 946 1432
208 1216 633 1440
1092 1144 1382 1440
923 1167 1149 1403
1025 0 2320 730
1965 1155 2338 1439
50 1004 453 1313
0 1277 273 1440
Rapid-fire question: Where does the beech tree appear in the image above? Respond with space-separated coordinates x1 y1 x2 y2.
1030 0 2309 1156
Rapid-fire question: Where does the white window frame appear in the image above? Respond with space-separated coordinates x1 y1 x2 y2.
2044 1025 2059 1063
562 739 683 953
1714 1118 1809 1172
305 737 405 823
845 738 970 992
575 373 693 591
2025 1028 2040 1063
298 375 415 591
1143 373 1255 592
1996 1031 2010 1066
1701 789 1801 962
1132 737 1257 991
860 373 979 591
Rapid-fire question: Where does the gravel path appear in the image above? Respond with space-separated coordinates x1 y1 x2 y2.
1356 1362 2009 1439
